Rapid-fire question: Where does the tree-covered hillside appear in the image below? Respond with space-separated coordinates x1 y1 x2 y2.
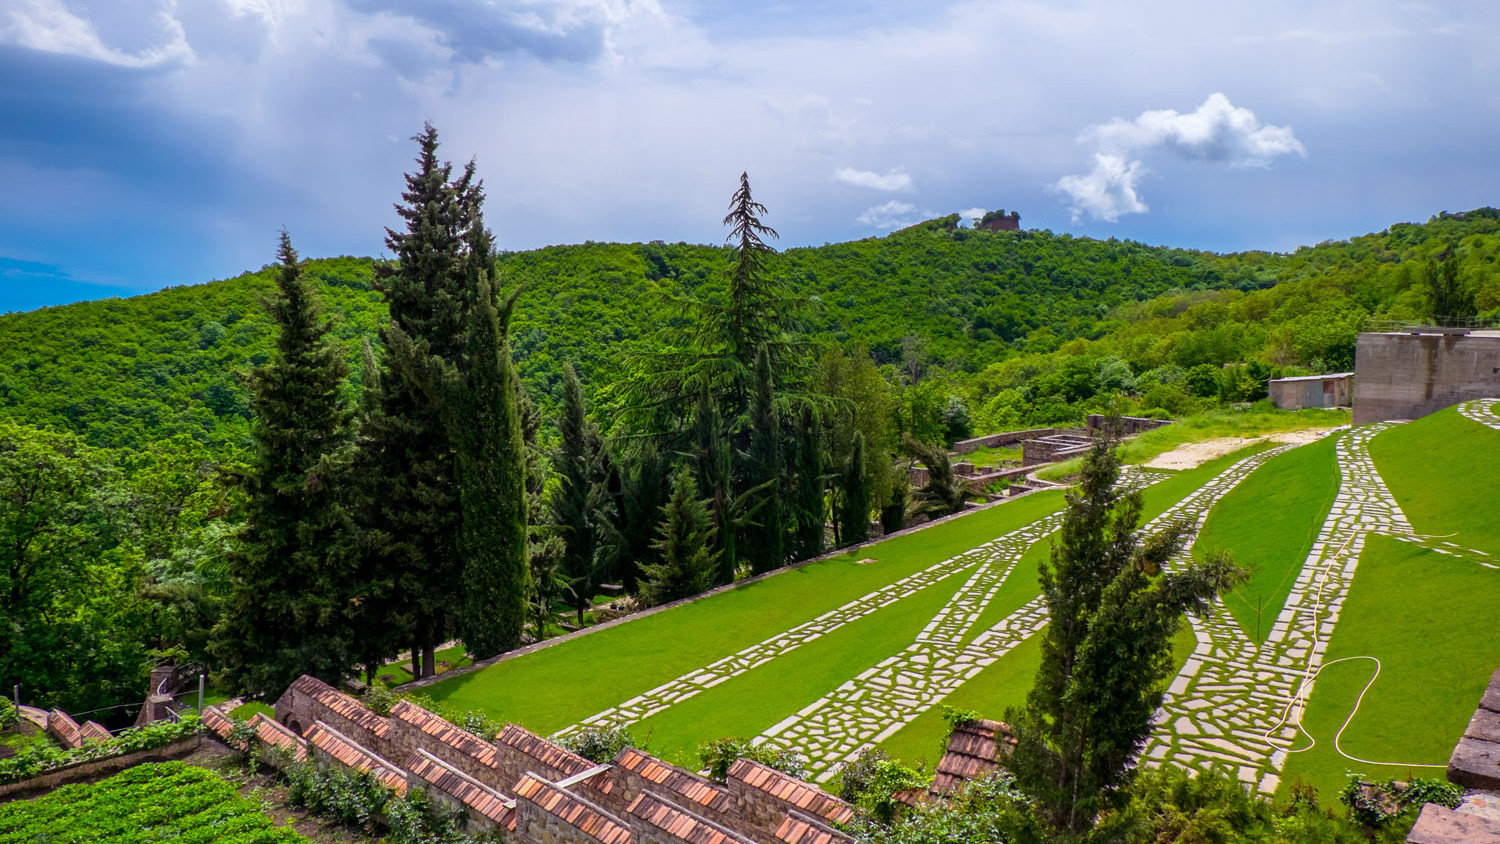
3 209 1499 453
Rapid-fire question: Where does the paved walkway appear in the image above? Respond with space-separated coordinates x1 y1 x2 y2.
1459 398 1500 431
1144 424 1411 794
754 453 1289 781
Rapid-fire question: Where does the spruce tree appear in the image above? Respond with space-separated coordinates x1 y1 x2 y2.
639 467 718 607
553 363 600 623
791 405 825 560
840 432 871 546
606 441 669 594
213 233 354 697
353 124 473 678
742 347 784 574
1006 426 1244 836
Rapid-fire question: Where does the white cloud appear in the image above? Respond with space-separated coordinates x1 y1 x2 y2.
833 166 913 192
1056 93 1305 222
0 0 193 67
857 199 919 229
958 207 987 225
1054 154 1148 223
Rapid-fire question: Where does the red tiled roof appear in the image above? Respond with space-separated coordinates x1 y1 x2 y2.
249 713 308 762
305 720 407 794
513 772 630 844
774 811 855 844
497 724 614 797
407 748 514 824
201 706 235 742
728 760 854 826
289 676 391 740
80 721 112 743
391 699 497 766
627 791 750 844
616 748 733 814
47 710 82 749
930 718 1013 798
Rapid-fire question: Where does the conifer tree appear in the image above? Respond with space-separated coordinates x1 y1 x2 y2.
603 441 669 594
791 405 825 560
353 124 473 678
345 339 402 682
839 432 871 546
553 363 601 623
692 385 736 584
214 233 354 697
1006 426 1244 836
639 467 718 606
742 347 784 574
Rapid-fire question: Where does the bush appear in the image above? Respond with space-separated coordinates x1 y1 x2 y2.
557 726 635 763
846 772 1034 844
838 749 930 824
0 699 15 728
284 761 391 831
697 737 807 783
1341 774 1463 831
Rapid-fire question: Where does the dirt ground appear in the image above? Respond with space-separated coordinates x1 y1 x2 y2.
1142 427 1341 471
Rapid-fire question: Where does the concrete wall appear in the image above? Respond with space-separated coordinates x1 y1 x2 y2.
1353 332 1500 424
1268 377 1350 411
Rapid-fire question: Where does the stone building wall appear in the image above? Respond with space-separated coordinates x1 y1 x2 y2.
1353 331 1500 424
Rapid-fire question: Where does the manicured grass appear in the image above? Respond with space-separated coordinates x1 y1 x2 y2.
1196 434 1341 642
962 445 1022 469
1369 406 1500 553
230 702 275 721
631 565 973 767
1278 534 1500 801
423 490 1068 730
0 760 303 843
377 643 473 686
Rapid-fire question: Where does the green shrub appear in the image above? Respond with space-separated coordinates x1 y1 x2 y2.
0 716 200 785
1341 774 1463 830
697 737 807 783
284 760 391 831
0 699 15 728
557 725 635 763
837 749 930 824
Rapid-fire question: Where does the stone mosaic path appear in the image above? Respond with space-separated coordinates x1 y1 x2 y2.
560 471 1158 741
1459 398 1500 431
1144 424 1413 795
754 454 1287 782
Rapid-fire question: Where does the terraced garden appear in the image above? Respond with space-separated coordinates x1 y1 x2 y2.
420 403 1500 800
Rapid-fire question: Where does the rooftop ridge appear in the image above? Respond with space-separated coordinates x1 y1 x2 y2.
727 759 855 825
286 675 391 739
305 719 407 793
513 772 631 844
249 713 308 761
407 747 515 823
615 747 733 813
774 810 855 844
498 723 598 778
390 698 497 765
627 790 752 844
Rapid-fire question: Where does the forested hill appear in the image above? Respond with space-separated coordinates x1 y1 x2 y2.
4 208 1499 452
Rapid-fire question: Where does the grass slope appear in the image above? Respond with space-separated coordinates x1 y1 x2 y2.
0 760 303 843
1196 433 1341 642
423 490 1067 731
1278 534 1500 800
1368 406 1500 552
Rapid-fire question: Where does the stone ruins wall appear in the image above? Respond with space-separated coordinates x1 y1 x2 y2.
1353 332 1500 424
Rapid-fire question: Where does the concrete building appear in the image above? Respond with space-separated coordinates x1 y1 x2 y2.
1267 373 1353 411
1353 329 1500 425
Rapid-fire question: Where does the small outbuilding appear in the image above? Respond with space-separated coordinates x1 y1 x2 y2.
1268 372 1353 410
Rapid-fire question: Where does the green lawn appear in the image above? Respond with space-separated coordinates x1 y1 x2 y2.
1369 406 1500 553
961 445 1022 469
377 643 474 686
1278 534 1500 801
1196 434 1341 641
422 490 1069 730
631 564 973 767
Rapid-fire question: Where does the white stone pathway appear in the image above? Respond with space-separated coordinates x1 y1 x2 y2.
1459 398 1500 431
1145 424 1413 795
753 452 1288 781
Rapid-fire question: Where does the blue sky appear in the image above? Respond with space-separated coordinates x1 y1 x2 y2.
1 0 1498 312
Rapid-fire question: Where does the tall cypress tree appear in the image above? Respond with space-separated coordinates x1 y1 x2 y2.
840 432 871 546
743 346 784 574
553 363 600 623
692 385 736 585
214 233 354 697
353 124 473 678
791 405 825 560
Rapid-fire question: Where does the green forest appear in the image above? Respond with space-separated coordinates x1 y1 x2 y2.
3 114 1500 720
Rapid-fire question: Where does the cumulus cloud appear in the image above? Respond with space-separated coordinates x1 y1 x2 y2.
857 199 919 229
0 0 193 67
958 207 987 225
1055 93 1305 222
834 166 913 191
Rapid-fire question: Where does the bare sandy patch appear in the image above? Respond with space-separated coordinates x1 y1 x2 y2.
1142 427 1344 471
